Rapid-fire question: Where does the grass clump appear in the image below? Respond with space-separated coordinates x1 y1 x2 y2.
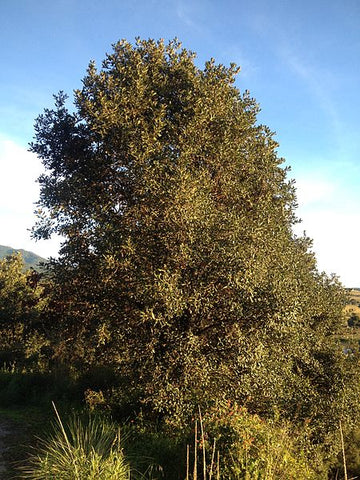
20 403 131 480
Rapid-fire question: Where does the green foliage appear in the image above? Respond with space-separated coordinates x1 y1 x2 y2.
29 37 357 459
0 254 49 367
200 401 322 479
332 426 360 479
0 369 79 408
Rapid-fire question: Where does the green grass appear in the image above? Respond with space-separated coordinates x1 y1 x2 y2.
0 369 85 478
19 404 131 480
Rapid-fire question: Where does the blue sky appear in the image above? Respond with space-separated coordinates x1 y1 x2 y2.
1 0 359 285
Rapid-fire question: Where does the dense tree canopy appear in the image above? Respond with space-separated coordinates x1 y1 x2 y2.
30 39 354 442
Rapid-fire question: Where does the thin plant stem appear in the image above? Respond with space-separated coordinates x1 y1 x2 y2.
198 406 206 480
209 439 216 480
339 420 348 480
51 401 80 478
186 444 190 480
194 420 198 480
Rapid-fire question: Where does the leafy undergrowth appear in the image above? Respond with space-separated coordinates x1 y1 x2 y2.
196 402 322 479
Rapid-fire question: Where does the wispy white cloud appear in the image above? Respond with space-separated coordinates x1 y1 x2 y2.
295 207 360 287
176 1 203 32
280 48 343 139
220 45 258 79
0 137 42 213
244 6 347 160
293 173 360 286
0 136 60 258
295 174 336 207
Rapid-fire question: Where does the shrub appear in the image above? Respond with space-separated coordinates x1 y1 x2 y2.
348 313 360 327
199 401 322 479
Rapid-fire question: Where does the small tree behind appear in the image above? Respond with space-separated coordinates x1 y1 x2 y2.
0 253 48 367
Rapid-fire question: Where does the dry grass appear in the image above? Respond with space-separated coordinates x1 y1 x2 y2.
344 305 360 315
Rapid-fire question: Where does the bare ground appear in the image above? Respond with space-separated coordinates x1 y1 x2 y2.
0 419 12 478
0 416 30 479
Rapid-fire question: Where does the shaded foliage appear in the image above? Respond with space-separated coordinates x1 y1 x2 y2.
348 313 360 327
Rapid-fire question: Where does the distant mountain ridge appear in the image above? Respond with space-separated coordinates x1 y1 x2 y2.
0 245 46 269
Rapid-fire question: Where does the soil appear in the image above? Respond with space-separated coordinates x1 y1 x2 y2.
0 416 29 479
0 419 13 478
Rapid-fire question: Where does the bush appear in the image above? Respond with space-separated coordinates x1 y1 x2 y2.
0 369 80 408
330 425 360 479
199 401 322 479
120 401 326 479
348 313 360 327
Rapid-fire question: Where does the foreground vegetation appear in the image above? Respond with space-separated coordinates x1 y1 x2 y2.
1 38 360 478
1 375 360 479
17 402 323 479
0 256 360 480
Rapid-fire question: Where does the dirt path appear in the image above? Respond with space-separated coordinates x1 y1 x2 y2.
0 420 12 478
0 416 28 479
0 409 48 479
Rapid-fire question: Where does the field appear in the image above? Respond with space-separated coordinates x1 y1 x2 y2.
341 289 360 342
344 289 360 317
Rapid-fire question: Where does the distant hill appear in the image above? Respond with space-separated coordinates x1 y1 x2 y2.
0 245 47 270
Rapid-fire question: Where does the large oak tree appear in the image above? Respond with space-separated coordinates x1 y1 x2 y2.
30 39 355 440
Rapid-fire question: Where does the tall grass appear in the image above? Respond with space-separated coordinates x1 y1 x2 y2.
20 403 131 480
